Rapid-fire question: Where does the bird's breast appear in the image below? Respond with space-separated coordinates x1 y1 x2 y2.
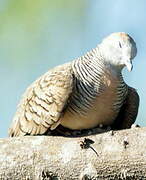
60 72 127 130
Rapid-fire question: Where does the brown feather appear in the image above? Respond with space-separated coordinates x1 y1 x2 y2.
112 87 139 129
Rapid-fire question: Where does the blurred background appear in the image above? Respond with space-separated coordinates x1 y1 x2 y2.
0 0 146 138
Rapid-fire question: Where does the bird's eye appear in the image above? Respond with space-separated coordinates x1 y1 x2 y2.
119 42 122 48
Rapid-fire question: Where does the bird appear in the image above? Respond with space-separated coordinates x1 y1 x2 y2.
8 32 139 137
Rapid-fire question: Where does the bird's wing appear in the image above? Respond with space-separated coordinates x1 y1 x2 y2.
112 86 140 129
9 63 73 137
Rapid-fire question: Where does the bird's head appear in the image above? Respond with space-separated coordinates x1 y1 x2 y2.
99 32 137 71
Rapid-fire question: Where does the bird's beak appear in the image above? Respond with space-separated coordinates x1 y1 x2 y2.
124 59 133 72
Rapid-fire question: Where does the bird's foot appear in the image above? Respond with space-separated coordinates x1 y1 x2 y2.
46 124 112 137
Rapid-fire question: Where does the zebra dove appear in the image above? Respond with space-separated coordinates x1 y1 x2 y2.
9 32 139 137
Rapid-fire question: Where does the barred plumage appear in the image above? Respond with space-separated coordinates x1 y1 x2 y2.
9 32 139 137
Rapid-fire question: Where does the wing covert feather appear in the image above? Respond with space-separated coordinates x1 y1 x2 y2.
9 63 73 136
